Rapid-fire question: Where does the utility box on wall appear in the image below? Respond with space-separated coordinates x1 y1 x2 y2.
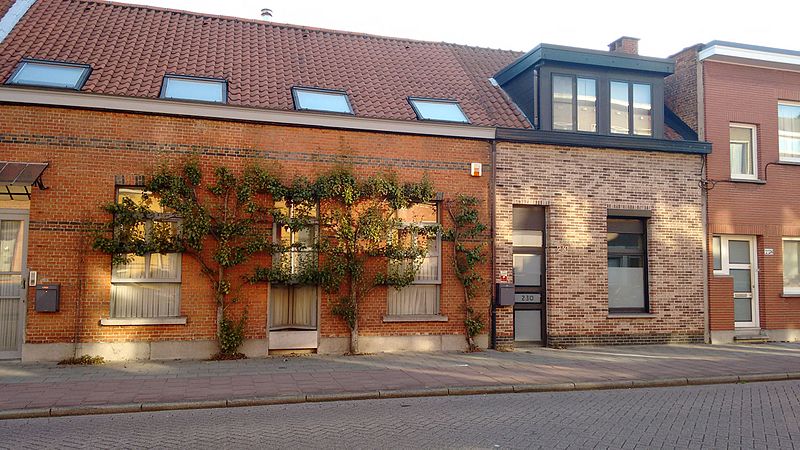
35 284 60 312
496 283 515 306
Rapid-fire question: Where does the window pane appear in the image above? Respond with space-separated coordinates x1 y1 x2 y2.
552 75 574 131
113 255 146 280
388 284 439 315
728 240 751 264
731 268 752 293
512 230 543 247
294 89 352 114
730 126 755 177
514 310 542 342
577 78 596 132
0 221 23 272
10 61 88 89
784 240 800 292
513 253 541 286
712 236 722 271
397 203 437 223
608 264 645 309
110 283 180 318
117 189 168 213
734 298 753 322
610 81 630 134
270 285 318 329
409 99 468 122
607 233 643 251
632 84 652 136
149 253 179 279
162 77 225 103
778 104 800 161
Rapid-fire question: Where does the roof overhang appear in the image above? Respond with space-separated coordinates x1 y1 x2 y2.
0 161 48 200
495 128 711 155
0 87 497 140
699 41 800 72
495 43 674 85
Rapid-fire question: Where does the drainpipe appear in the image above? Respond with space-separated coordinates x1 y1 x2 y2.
489 139 497 349
702 154 710 344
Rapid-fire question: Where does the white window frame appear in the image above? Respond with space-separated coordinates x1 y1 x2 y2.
778 101 800 163
109 189 182 320
729 123 758 180
783 237 800 295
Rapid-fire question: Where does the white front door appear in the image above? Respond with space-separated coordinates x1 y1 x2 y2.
719 236 759 329
0 211 29 359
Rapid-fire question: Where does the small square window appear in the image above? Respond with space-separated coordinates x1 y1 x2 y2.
292 87 353 114
408 98 469 123
778 103 800 162
160 75 226 103
7 60 90 89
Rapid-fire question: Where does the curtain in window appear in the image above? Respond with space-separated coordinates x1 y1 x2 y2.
149 253 179 279
110 283 180 318
269 285 317 330
0 221 22 272
388 285 439 315
784 240 800 292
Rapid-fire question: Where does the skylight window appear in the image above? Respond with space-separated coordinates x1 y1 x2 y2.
7 60 90 89
408 98 469 123
160 75 226 103
293 87 353 114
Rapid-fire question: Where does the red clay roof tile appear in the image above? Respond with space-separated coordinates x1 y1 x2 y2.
0 0 531 128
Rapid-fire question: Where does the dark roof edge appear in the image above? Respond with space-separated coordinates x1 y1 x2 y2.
664 107 698 141
495 43 674 84
495 128 711 155
703 40 800 58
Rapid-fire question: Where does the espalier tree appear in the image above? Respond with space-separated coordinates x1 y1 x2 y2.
94 160 285 357
443 195 488 352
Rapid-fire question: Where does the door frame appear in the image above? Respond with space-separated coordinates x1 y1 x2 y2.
716 235 759 329
0 209 30 360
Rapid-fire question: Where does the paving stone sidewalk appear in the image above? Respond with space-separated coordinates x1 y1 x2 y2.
0 343 798 413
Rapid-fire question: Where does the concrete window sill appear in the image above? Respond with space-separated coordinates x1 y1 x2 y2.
781 293 800 298
100 317 188 326
728 178 766 184
383 315 448 323
607 313 655 319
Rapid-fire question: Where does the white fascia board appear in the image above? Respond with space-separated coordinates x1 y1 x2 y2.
0 86 497 140
0 0 36 44
699 44 800 68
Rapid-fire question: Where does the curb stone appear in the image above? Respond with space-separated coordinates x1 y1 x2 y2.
1 373 798 420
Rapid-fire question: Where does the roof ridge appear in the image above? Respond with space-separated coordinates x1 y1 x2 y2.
96 0 523 54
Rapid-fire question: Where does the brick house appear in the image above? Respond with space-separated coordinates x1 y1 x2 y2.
0 1 711 361
491 38 711 347
666 41 800 343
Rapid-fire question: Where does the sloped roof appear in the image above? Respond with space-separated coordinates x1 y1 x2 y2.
0 0 15 18
0 0 531 128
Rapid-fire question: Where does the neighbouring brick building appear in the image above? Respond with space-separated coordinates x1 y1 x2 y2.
0 1 712 361
491 38 710 347
667 41 800 343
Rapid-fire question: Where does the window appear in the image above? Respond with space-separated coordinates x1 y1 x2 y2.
7 60 90 89
292 87 353 114
270 200 319 331
729 124 758 179
610 81 652 136
160 75 226 103
512 206 545 342
552 75 597 132
783 238 800 295
110 189 181 319
778 103 800 162
608 218 648 313
712 236 722 273
408 98 469 123
387 204 441 316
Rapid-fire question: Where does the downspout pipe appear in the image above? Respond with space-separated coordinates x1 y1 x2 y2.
489 139 497 349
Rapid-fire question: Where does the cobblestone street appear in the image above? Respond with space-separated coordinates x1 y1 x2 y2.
2 380 799 449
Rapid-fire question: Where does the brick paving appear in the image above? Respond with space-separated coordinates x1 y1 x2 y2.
0 344 798 412
2 380 799 449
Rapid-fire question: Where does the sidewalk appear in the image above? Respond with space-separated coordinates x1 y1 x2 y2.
1 343 799 419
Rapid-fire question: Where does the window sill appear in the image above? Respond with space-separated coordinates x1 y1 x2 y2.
728 178 766 184
781 293 800 298
777 160 800 166
100 317 188 326
383 315 448 323
607 313 655 319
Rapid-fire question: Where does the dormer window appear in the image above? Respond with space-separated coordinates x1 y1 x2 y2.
160 75 226 103
292 87 353 114
408 98 469 123
610 81 652 136
7 60 90 90
552 75 597 132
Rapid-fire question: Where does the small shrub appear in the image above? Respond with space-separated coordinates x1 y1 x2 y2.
58 355 105 365
218 312 247 355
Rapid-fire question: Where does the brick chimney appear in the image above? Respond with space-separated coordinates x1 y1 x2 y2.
608 36 639 55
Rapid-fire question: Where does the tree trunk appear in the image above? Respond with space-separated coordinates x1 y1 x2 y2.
350 322 359 355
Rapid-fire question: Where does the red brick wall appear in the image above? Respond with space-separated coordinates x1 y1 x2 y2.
0 105 492 346
702 60 800 333
664 45 701 134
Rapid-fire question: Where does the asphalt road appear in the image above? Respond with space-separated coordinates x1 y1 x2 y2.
1 380 799 449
